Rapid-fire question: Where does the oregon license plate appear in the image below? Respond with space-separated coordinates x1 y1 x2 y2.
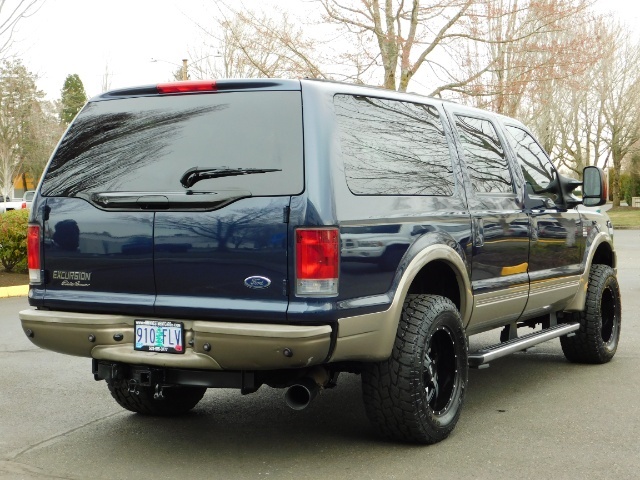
134 320 184 354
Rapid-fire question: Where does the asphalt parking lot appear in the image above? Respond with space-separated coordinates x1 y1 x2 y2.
1 230 639 480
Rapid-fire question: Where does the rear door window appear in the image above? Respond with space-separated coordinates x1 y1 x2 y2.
41 91 304 197
454 115 514 194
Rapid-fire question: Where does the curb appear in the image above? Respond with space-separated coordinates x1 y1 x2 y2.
0 285 29 298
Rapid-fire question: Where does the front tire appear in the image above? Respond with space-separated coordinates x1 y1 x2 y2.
361 294 468 444
108 381 206 416
560 264 621 364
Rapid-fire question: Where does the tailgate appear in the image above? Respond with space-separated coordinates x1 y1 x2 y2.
153 197 291 320
36 83 303 320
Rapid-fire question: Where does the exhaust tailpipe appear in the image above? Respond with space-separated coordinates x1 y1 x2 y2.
285 377 320 411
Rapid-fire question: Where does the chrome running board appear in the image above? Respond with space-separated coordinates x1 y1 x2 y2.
468 323 580 368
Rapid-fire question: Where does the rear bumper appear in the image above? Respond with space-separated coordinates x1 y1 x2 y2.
19 309 332 370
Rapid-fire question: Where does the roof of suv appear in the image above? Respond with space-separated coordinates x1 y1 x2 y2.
90 77 530 141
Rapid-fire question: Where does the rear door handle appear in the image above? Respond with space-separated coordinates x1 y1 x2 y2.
137 195 170 209
473 218 484 248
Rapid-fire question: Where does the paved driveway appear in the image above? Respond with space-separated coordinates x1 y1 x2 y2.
1 230 639 480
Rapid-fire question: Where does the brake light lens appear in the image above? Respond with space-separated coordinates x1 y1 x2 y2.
21 202 27 209
296 228 339 296
27 225 41 284
157 80 217 94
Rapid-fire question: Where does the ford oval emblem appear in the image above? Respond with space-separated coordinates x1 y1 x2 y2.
244 276 272 289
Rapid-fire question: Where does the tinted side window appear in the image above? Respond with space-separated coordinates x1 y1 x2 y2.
454 115 513 194
41 91 304 197
334 95 455 196
504 126 556 200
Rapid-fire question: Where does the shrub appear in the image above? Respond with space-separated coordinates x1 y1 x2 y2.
0 209 29 272
621 175 640 207
622 154 640 206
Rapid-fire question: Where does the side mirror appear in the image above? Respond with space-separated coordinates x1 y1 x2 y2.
557 174 582 209
582 166 607 207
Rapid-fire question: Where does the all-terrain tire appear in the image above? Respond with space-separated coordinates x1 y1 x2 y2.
361 294 468 444
560 264 621 364
108 381 206 416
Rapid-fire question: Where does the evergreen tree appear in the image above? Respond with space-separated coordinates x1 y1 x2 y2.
60 74 87 125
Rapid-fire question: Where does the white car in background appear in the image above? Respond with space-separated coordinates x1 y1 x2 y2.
0 191 35 213
22 190 36 210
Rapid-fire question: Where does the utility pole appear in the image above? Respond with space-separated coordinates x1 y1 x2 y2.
182 59 188 81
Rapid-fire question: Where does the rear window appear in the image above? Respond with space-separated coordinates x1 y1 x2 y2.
41 91 304 197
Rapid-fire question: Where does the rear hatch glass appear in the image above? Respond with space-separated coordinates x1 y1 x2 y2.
42 91 303 197
39 90 303 319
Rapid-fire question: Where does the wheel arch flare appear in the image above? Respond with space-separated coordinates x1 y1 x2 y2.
331 243 472 362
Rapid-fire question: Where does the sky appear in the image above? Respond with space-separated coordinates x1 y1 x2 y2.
7 0 640 101
10 0 214 99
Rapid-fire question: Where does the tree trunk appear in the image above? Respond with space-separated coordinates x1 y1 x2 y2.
611 148 622 207
611 169 620 207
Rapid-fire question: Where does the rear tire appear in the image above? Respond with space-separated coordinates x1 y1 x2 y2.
361 294 468 444
108 381 206 416
560 264 621 364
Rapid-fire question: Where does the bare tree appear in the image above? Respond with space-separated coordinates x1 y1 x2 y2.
0 58 42 198
521 11 609 176
316 0 478 91
597 24 640 206
101 61 113 92
546 79 606 176
542 24 609 177
451 4 630 184
188 5 327 80
537 18 640 195
460 0 595 116
0 0 43 57
194 0 595 98
20 99 64 188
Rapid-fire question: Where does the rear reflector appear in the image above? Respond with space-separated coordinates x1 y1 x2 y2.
157 80 217 94
27 225 41 284
296 228 339 296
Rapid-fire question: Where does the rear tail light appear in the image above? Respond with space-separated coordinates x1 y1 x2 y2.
295 228 339 296
21 202 27 209
157 80 217 94
27 225 41 284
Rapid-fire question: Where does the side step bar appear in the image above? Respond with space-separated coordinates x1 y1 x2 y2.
468 323 580 368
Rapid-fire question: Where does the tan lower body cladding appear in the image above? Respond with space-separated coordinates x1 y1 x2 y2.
19 309 332 370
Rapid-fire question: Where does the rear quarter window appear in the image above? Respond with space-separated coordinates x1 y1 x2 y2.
334 95 455 196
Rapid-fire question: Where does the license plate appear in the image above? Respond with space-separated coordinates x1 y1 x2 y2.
134 320 184 354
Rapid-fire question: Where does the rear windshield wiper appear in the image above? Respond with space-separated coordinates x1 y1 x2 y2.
180 166 281 188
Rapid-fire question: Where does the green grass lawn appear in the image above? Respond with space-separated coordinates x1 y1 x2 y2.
606 206 640 229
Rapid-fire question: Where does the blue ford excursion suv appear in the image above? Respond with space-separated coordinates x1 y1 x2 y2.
20 79 620 444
